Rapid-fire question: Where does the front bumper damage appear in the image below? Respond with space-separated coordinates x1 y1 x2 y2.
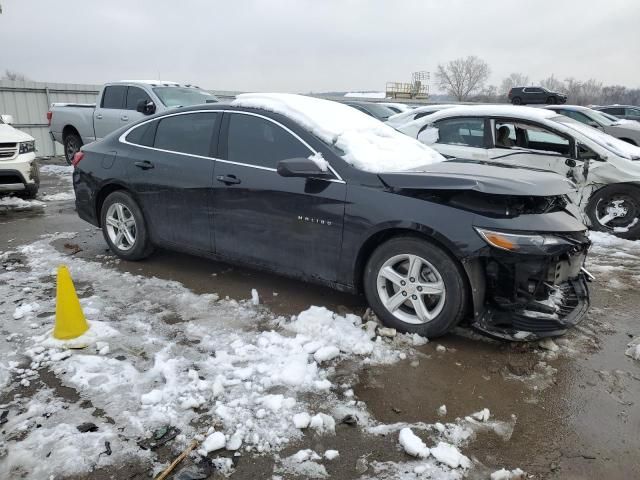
465 237 592 341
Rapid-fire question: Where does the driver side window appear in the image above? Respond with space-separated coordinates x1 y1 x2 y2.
494 121 570 155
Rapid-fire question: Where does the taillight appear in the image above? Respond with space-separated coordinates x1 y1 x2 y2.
72 151 84 167
46 111 52 126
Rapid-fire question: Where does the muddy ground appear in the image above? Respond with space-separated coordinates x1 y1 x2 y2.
1 158 639 480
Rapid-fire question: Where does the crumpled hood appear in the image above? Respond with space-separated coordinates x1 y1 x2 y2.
0 123 33 142
378 160 575 196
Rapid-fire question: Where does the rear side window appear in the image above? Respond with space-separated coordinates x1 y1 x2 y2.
125 87 152 110
626 108 640 117
603 107 624 115
226 113 311 169
101 86 127 109
126 121 157 146
435 118 485 147
154 113 218 157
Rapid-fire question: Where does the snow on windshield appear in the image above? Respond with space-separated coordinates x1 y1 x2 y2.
231 93 444 172
554 116 640 159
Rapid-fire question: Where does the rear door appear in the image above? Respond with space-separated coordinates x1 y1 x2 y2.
94 85 127 139
524 87 545 104
625 107 640 121
122 86 153 126
428 117 489 160
213 111 347 282
125 111 220 252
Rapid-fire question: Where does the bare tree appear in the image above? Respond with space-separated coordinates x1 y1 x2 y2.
500 73 529 95
435 56 490 101
540 75 565 93
3 70 28 81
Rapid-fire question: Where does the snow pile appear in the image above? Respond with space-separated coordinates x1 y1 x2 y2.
42 192 75 202
491 467 526 480
399 428 430 458
430 442 471 469
344 91 386 99
0 195 45 210
0 234 408 479
276 449 328 479
232 93 444 173
625 337 640 361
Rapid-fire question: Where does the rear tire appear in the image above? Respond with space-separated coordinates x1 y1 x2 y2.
100 190 154 260
586 185 640 239
363 237 467 338
547 96 557 104
511 97 522 105
63 132 83 165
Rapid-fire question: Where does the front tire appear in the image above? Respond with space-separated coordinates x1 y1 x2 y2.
363 237 467 338
586 185 640 239
21 184 39 199
100 190 154 260
63 132 83 165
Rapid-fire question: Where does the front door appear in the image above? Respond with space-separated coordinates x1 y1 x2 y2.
121 86 153 127
94 85 128 140
213 112 346 282
487 119 584 204
126 111 220 252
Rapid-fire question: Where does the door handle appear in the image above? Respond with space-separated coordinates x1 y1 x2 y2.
96 114 103 120
121 115 129 121
216 174 241 185
134 160 154 170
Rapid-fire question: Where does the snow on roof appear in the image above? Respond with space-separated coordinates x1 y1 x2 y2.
386 104 459 127
232 93 444 172
344 91 387 99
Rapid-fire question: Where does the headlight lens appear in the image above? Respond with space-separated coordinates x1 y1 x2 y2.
475 227 571 253
19 141 35 154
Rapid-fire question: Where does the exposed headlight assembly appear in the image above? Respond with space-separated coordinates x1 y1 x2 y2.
475 227 573 254
19 141 35 154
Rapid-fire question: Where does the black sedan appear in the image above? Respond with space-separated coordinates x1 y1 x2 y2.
72 95 591 340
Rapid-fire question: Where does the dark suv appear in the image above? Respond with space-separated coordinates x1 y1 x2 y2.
508 87 567 105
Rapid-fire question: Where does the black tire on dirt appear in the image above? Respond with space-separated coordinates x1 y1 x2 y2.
100 190 154 260
63 132 83 165
21 184 39 199
586 184 640 239
511 97 522 105
363 237 468 338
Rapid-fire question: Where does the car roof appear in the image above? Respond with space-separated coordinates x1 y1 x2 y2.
420 104 558 122
545 104 588 111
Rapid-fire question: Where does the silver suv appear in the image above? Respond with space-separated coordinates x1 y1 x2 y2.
546 105 640 145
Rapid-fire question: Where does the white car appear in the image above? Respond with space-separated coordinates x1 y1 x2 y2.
395 105 640 238
379 102 414 114
0 114 39 198
386 104 459 129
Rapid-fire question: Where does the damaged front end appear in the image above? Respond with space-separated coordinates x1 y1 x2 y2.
467 229 592 341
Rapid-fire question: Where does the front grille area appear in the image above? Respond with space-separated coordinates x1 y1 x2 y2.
0 143 17 159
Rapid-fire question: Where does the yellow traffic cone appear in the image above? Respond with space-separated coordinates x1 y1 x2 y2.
53 265 89 340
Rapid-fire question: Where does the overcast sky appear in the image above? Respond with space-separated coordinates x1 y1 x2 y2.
1 0 639 93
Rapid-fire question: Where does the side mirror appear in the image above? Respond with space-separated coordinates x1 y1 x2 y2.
577 144 604 162
136 100 156 115
277 157 331 179
1 114 14 125
565 158 577 167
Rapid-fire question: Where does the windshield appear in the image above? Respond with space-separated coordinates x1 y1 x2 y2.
598 111 622 123
553 115 640 160
354 103 396 120
584 108 617 126
152 87 219 108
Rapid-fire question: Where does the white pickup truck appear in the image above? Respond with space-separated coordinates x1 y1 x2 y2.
48 80 218 164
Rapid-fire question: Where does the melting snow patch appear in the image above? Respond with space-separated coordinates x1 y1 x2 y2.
276 449 328 479
625 337 640 361
491 467 526 479
42 192 75 202
399 427 430 458
430 442 471 469
0 196 45 210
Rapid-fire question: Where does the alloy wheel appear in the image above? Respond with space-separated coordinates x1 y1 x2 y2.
105 202 137 251
376 253 446 325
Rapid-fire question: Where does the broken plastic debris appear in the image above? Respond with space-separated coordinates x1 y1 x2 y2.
76 422 98 433
138 425 180 450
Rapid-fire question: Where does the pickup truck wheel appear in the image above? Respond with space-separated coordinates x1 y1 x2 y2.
63 133 82 165
363 237 467 338
547 96 557 104
586 185 640 239
100 191 154 260
511 97 522 105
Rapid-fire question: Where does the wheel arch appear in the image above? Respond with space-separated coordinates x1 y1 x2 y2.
353 224 467 292
94 181 138 227
62 125 81 142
